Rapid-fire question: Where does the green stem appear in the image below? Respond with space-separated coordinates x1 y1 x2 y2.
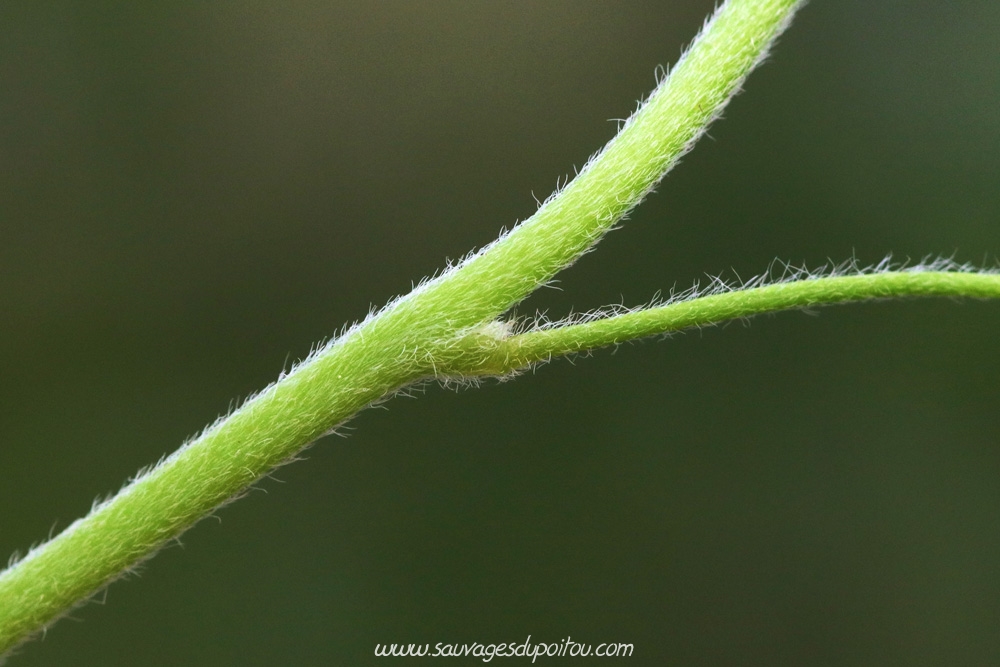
0 0 804 656
444 270 1000 376
403 0 805 324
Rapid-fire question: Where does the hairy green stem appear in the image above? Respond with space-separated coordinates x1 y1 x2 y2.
1 0 805 656
444 270 1000 377
403 0 804 324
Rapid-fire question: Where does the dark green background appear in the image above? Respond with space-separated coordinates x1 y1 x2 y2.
3 1 999 664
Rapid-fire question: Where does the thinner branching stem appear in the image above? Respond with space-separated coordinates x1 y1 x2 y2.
443 269 1000 378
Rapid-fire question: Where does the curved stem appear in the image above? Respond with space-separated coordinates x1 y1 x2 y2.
0 0 803 656
404 0 805 325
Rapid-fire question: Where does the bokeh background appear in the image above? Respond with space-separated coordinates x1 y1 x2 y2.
2 1 999 664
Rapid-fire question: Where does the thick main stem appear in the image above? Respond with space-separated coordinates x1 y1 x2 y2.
0 0 803 656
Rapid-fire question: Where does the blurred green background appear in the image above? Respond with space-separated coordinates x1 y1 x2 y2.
2 1 999 664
